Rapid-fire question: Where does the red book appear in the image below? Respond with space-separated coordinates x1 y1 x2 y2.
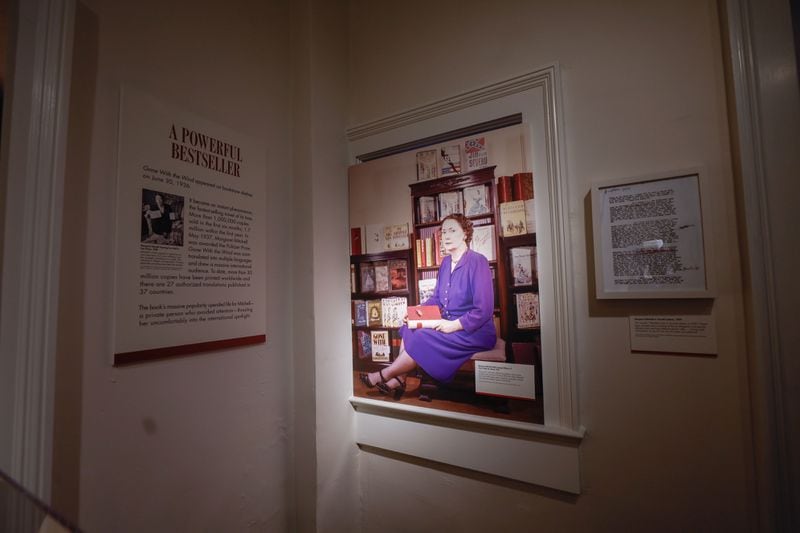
512 172 534 201
407 305 442 329
350 227 363 255
497 176 513 204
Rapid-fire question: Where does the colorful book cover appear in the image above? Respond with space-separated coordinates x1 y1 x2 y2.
371 330 390 362
464 136 488 172
515 292 540 329
406 305 442 329
353 300 367 326
500 200 527 236
357 330 372 359
367 300 382 327
418 278 437 304
388 259 408 290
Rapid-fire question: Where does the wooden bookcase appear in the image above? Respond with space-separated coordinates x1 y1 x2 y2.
498 233 544 402
350 248 414 372
408 166 500 310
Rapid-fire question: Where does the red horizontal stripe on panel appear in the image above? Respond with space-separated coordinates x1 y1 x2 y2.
114 334 266 366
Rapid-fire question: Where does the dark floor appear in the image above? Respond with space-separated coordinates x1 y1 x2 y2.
352 371 542 424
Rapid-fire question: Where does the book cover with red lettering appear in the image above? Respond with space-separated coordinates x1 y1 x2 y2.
407 305 442 329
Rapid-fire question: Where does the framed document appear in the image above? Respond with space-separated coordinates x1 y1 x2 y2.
591 170 711 299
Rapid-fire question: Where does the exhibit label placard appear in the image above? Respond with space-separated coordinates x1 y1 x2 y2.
629 315 717 354
475 361 536 400
113 87 266 365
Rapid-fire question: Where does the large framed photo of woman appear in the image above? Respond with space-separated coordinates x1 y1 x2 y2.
344 68 583 493
348 125 543 425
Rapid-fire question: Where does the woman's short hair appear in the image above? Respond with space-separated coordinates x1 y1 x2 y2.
442 213 473 246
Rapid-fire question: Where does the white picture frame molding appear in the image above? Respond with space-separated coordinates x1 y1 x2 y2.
0 0 75 503
346 64 584 493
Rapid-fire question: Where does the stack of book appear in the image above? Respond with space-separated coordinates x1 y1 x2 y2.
351 296 408 328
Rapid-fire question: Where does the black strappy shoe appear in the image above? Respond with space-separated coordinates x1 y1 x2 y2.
359 369 387 389
377 375 406 400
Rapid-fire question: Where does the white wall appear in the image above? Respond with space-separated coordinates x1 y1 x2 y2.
306 1 753 531
55 0 295 530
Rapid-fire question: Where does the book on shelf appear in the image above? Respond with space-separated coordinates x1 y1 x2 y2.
418 196 438 223
359 263 375 293
439 191 462 218
500 200 527 236
350 264 356 293
357 330 371 359
353 300 367 326
365 224 384 254
381 296 407 328
512 172 534 201
464 136 488 172
367 300 382 327
374 262 390 292
510 246 536 286
463 184 490 216
440 144 461 176
388 259 408 290
416 149 438 181
497 175 513 204
470 224 496 261
417 278 437 304
350 227 364 255
515 292 540 329
407 305 442 329
384 223 409 250
435 228 445 265
511 342 536 365
524 199 536 233
370 330 390 362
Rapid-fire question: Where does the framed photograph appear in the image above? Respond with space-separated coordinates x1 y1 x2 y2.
591 170 712 299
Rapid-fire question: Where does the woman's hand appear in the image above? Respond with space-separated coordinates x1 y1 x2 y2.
434 319 462 334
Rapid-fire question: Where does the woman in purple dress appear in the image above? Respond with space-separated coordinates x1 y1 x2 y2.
360 214 496 398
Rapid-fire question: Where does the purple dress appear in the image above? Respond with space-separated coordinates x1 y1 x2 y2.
400 248 496 381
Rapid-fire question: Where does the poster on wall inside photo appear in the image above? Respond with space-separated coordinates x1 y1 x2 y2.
113 87 266 365
348 123 543 425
